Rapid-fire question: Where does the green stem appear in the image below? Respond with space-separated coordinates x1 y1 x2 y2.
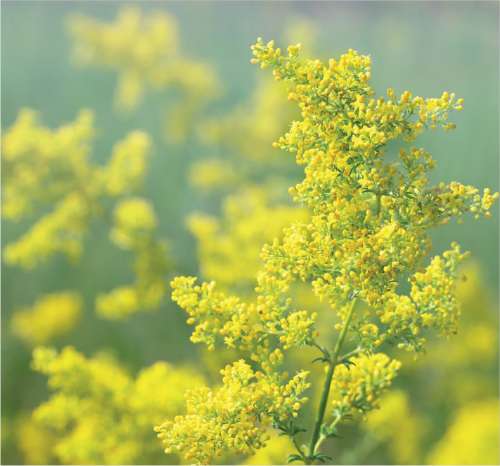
314 414 342 454
292 435 306 461
306 298 357 462
338 346 362 364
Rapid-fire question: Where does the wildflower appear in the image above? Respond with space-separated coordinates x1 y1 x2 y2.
2 110 171 319
165 38 497 463
96 198 169 319
330 353 401 416
32 346 203 464
68 7 219 140
155 360 309 464
11 292 82 346
428 399 499 465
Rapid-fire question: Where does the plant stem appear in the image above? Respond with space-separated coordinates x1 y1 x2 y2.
306 298 357 462
292 435 306 461
314 414 342 454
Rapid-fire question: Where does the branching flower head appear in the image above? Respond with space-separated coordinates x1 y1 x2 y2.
158 38 498 465
68 7 220 141
155 360 310 464
2 110 171 319
32 346 203 464
330 353 401 417
96 197 170 319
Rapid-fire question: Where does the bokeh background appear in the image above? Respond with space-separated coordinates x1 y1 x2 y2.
2 1 498 464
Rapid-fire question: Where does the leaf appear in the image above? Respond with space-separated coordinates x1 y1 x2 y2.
312 356 330 364
314 453 333 463
320 423 340 439
342 359 356 368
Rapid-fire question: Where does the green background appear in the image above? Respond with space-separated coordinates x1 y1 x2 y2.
2 1 498 464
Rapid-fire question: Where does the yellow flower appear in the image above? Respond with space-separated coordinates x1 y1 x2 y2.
2 109 94 221
330 353 401 416
104 131 151 196
32 346 203 464
364 390 424 464
155 360 309 464
15 414 56 465
68 7 219 140
162 38 497 463
11 292 81 346
4 193 90 268
97 198 169 320
428 399 499 465
110 197 158 249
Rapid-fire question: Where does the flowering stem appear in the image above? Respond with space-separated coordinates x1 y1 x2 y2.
292 435 307 461
314 413 343 454
306 298 357 462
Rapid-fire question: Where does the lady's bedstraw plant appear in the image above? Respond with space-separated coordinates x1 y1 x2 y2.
2 109 169 323
29 346 204 464
188 21 314 294
68 7 219 141
155 39 498 465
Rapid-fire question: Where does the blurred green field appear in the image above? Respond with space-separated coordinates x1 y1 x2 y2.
2 1 498 464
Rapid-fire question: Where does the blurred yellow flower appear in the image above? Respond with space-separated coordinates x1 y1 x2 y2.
15 414 56 465
32 346 203 464
428 399 499 465
68 7 219 141
364 390 424 464
188 187 308 291
96 197 169 320
11 292 82 346
2 110 171 319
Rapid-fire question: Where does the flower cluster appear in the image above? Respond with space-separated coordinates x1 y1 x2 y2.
363 390 423 464
11 292 82 346
31 346 203 464
158 39 497 464
4 193 91 269
68 7 219 140
251 39 496 343
373 242 469 351
2 110 170 319
428 399 499 464
102 131 151 196
155 359 309 464
188 187 308 291
14 414 56 465
329 353 401 417
171 274 317 360
3 110 140 266
96 198 170 319
2 109 94 222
